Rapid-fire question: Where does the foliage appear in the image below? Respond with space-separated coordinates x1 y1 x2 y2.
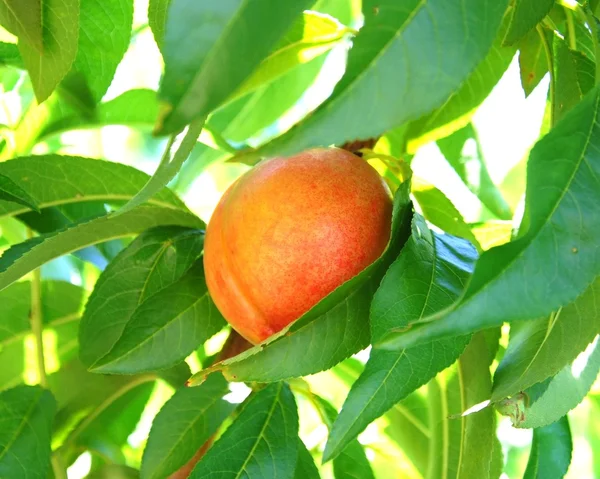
0 1 598 478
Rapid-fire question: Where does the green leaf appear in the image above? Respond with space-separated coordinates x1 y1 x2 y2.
317 396 375 479
0 385 56 478
332 439 375 479
554 35 595 123
523 416 572 479
412 181 481 250
0 205 202 292
141 373 235 479
79 226 205 369
76 381 154 453
148 0 170 50
294 442 320 479
436 123 512 220
518 28 549 97
378 85 600 350
371 215 478 341
189 382 299 479
382 392 430 477
0 41 23 68
242 0 509 160
69 0 133 102
0 172 39 211
407 12 516 148
0 280 85 390
19 0 80 102
0 0 43 52
90 262 225 374
213 54 327 145
498 337 600 428
231 12 348 102
157 0 312 133
427 332 498 479
116 118 204 216
188 183 412 385
503 0 554 46
0 155 187 219
492 278 600 401
323 216 475 462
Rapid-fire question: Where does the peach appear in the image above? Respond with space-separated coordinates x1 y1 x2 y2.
203 147 393 344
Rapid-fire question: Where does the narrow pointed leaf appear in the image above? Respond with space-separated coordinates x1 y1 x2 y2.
80 226 205 369
518 28 549 97
436 123 512 220
230 12 348 102
18 0 80 102
492 278 600 401
158 0 312 133
379 85 600 350
69 0 133 102
0 206 202 292
383 392 430 477
333 440 375 479
0 172 39 211
188 184 412 385
554 35 595 123
503 0 554 46
427 333 498 479
116 118 204 216
0 155 187 219
91 262 225 374
294 442 320 479
148 0 170 50
324 216 474 462
141 374 235 479
523 416 572 479
412 182 481 249
248 0 508 159
0 386 56 478
0 0 43 52
189 382 299 479
407 12 516 147
498 337 600 428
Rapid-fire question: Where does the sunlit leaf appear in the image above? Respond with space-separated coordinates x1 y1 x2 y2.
412 181 481 250
189 382 299 479
68 0 133 102
436 123 512 220
157 0 312 133
407 12 516 149
497 337 600 428
0 0 42 51
492 278 600 401
18 0 80 102
141 374 235 479
230 0 509 162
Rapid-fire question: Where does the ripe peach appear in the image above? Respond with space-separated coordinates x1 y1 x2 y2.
203 147 393 344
